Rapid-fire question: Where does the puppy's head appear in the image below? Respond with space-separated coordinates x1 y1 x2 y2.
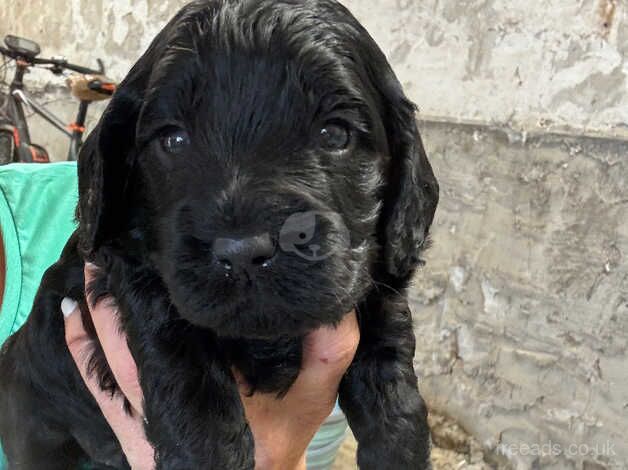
78 0 438 339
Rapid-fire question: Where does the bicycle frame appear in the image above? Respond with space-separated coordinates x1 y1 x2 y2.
5 60 90 161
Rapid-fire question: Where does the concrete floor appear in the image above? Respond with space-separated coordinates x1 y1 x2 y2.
330 414 498 470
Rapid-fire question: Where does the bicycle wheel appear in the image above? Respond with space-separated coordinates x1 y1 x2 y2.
0 129 14 165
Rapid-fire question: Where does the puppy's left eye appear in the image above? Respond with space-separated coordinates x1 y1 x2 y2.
319 123 351 151
160 129 191 154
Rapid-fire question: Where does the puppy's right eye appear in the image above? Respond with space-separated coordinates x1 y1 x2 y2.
160 129 190 154
319 122 351 152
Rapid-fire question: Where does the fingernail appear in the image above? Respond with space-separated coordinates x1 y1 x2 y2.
85 262 97 272
61 298 78 318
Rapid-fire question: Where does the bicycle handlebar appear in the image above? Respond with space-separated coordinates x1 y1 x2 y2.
33 56 102 75
0 45 103 75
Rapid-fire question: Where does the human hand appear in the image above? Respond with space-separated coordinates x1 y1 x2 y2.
62 264 360 470
237 310 359 470
61 264 154 470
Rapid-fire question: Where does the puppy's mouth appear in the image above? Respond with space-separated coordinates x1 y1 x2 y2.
179 291 350 340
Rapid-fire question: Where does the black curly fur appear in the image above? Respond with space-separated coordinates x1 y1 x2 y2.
0 1 439 469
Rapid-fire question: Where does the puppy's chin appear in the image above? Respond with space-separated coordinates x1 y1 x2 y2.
167 267 357 339
177 300 350 340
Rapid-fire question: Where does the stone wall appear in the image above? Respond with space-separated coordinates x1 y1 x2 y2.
1 1 626 469
414 121 628 469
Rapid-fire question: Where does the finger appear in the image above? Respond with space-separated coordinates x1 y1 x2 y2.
232 367 253 396
84 264 144 415
63 297 132 423
62 297 96 370
62 298 154 469
295 310 360 392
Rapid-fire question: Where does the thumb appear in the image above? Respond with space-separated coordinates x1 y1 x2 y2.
62 297 92 364
294 310 360 392
62 297 155 470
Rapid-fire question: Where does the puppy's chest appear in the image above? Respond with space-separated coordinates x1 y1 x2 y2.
221 336 304 396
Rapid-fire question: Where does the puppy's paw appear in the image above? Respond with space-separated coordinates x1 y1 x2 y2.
349 382 431 470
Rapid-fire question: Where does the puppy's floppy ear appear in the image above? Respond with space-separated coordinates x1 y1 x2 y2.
323 1 439 278
77 85 143 257
369 62 439 279
77 47 156 257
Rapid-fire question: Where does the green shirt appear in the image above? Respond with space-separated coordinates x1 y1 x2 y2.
0 162 78 341
0 162 78 469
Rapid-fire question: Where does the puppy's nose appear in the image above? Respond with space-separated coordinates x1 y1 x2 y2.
213 234 276 271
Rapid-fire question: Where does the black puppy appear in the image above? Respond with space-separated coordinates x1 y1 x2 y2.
0 0 439 468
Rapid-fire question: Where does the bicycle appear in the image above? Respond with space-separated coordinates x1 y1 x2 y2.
0 34 116 164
